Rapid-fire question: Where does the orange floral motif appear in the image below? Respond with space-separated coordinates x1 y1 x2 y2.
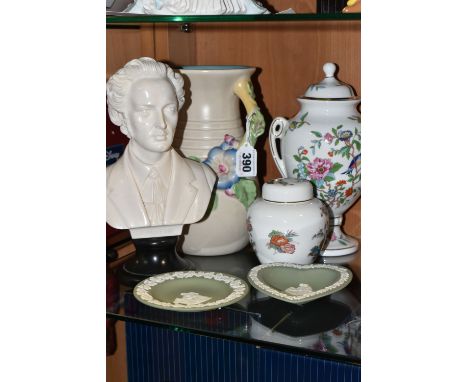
345 187 353 197
267 230 298 254
336 180 347 186
270 235 289 247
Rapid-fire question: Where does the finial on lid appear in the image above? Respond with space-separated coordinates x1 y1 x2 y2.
323 63 336 78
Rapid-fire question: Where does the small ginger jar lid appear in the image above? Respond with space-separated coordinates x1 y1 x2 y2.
262 178 313 203
303 63 356 99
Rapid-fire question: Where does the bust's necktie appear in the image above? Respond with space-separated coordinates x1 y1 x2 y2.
142 167 167 225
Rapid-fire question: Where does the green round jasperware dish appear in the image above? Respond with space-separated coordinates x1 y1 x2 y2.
133 271 249 312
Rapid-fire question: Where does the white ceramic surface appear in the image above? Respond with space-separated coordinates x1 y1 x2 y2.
125 0 270 14
175 66 265 256
269 63 361 256
304 63 355 98
247 178 329 264
175 66 255 158
106 58 216 238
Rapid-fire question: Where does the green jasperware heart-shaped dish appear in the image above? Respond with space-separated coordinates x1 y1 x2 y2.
247 263 353 304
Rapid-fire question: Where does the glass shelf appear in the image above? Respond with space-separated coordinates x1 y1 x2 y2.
107 247 361 365
106 12 361 24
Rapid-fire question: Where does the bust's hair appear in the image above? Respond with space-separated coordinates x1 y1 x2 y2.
106 57 185 137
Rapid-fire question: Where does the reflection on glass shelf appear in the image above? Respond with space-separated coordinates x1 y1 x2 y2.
106 12 361 24
107 247 361 364
249 291 360 359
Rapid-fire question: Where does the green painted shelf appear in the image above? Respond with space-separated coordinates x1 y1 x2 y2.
106 12 360 24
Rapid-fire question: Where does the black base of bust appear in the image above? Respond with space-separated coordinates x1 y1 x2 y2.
117 236 194 287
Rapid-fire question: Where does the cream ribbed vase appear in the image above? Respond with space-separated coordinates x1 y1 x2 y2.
174 66 265 256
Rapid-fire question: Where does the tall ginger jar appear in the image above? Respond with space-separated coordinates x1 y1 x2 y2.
174 66 265 256
269 63 361 256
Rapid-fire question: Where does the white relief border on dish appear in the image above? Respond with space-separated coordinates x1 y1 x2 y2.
134 271 247 308
248 263 351 301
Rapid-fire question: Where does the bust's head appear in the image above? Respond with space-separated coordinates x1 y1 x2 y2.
107 58 185 153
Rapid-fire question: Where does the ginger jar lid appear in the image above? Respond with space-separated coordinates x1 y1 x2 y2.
262 178 313 203
303 63 356 99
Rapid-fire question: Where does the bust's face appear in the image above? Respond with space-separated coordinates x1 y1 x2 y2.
126 77 178 153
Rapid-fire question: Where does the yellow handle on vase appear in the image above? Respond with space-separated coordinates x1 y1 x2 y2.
233 77 265 147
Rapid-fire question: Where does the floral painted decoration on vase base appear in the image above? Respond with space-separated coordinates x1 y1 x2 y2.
322 226 359 256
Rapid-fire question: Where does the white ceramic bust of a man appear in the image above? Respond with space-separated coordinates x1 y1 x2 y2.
106 57 216 238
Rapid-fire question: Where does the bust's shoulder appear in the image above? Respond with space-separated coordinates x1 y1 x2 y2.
106 162 115 183
200 161 217 187
107 152 127 185
182 155 216 189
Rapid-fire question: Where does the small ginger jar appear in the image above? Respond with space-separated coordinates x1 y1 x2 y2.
247 178 329 264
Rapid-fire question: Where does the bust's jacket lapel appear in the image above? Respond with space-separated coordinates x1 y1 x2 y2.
164 150 198 224
106 148 150 228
